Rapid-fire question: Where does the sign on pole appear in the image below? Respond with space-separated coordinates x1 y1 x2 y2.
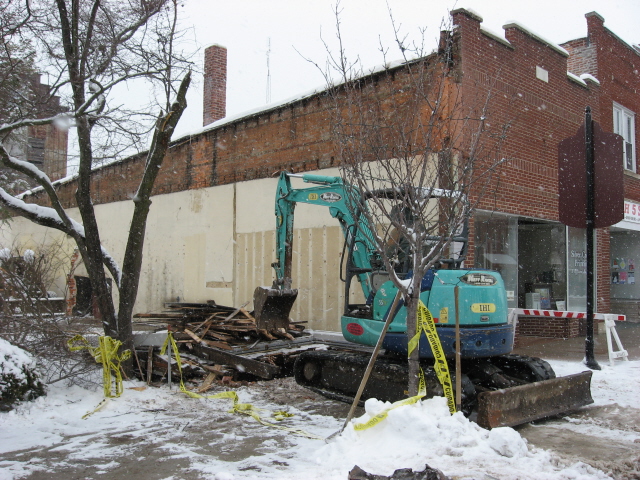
558 107 623 370
558 116 624 227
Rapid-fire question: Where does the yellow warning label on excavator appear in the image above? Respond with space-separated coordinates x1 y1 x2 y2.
308 193 319 200
439 307 449 323
471 303 495 313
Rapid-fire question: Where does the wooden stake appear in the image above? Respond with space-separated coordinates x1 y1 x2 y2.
146 346 153 384
455 285 462 412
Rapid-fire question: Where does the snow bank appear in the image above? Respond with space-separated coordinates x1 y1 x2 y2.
307 396 609 480
0 338 35 386
0 337 45 409
550 358 640 407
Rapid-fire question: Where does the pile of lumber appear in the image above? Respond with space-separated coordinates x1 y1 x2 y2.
133 301 306 351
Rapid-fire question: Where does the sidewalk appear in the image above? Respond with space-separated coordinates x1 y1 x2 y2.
513 319 639 363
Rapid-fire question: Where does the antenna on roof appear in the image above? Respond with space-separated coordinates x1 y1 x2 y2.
266 38 272 104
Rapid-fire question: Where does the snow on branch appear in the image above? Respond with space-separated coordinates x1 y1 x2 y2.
0 149 52 185
0 188 122 288
0 187 84 235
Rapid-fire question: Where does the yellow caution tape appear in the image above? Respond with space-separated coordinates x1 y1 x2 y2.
81 398 109 419
161 331 323 440
68 335 132 399
407 301 456 415
68 334 132 419
353 371 426 431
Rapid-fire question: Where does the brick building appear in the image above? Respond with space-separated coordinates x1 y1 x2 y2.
3 74 68 186
9 9 640 325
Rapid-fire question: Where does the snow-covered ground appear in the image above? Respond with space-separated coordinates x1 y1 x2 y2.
1 359 638 480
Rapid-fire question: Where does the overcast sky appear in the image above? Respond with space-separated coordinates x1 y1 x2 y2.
169 0 640 139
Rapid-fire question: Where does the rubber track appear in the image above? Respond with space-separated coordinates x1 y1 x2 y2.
294 350 557 418
488 354 556 382
293 349 474 410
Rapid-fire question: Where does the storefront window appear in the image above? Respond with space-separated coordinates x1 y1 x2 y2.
518 221 567 310
610 230 640 299
567 227 587 311
475 212 569 309
474 212 518 307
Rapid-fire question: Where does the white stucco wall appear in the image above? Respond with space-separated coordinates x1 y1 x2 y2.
1 167 352 330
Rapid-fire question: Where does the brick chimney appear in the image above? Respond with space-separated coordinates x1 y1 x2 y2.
203 44 227 126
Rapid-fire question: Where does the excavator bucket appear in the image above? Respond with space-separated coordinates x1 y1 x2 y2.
252 286 298 331
476 370 594 429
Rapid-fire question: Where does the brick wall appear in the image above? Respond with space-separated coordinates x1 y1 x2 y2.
515 316 581 338
452 8 599 222
563 37 597 77
203 45 227 127
586 12 640 179
20 8 640 316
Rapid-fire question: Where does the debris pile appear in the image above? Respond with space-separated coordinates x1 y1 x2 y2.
134 301 307 349
132 301 312 389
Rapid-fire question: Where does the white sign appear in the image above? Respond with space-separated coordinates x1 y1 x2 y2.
623 200 640 224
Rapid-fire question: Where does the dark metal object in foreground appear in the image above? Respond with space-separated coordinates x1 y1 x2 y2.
584 109 600 370
476 370 594 429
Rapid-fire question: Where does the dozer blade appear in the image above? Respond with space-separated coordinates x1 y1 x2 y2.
476 370 593 429
252 286 298 331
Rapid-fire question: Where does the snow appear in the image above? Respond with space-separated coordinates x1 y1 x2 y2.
567 71 587 86
480 24 511 46
0 358 637 479
580 74 601 85
0 338 37 394
502 20 570 57
22 250 34 264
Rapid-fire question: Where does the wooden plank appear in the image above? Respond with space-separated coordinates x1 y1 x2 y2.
196 372 218 393
190 344 280 380
146 346 153 384
259 329 277 340
132 347 145 380
184 328 204 343
205 330 234 342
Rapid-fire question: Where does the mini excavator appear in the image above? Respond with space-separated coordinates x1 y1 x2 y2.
253 171 594 428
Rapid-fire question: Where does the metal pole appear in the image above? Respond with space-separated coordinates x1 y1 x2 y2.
584 106 601 370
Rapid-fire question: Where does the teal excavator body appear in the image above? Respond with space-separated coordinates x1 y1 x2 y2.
255 171 513 359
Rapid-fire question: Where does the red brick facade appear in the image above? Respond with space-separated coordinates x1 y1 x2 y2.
203 45 228 127
24 9 639 321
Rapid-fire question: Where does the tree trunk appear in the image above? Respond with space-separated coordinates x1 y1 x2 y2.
117 73 191 371
74 115 119 338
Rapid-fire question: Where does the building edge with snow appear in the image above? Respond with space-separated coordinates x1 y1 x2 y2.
4 9 640 328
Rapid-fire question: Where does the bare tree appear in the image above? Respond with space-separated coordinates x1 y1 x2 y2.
321 8 510 395
0 239 99 386
0 0 193 363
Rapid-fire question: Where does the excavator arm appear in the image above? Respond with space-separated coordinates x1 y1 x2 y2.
254 171 380 331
